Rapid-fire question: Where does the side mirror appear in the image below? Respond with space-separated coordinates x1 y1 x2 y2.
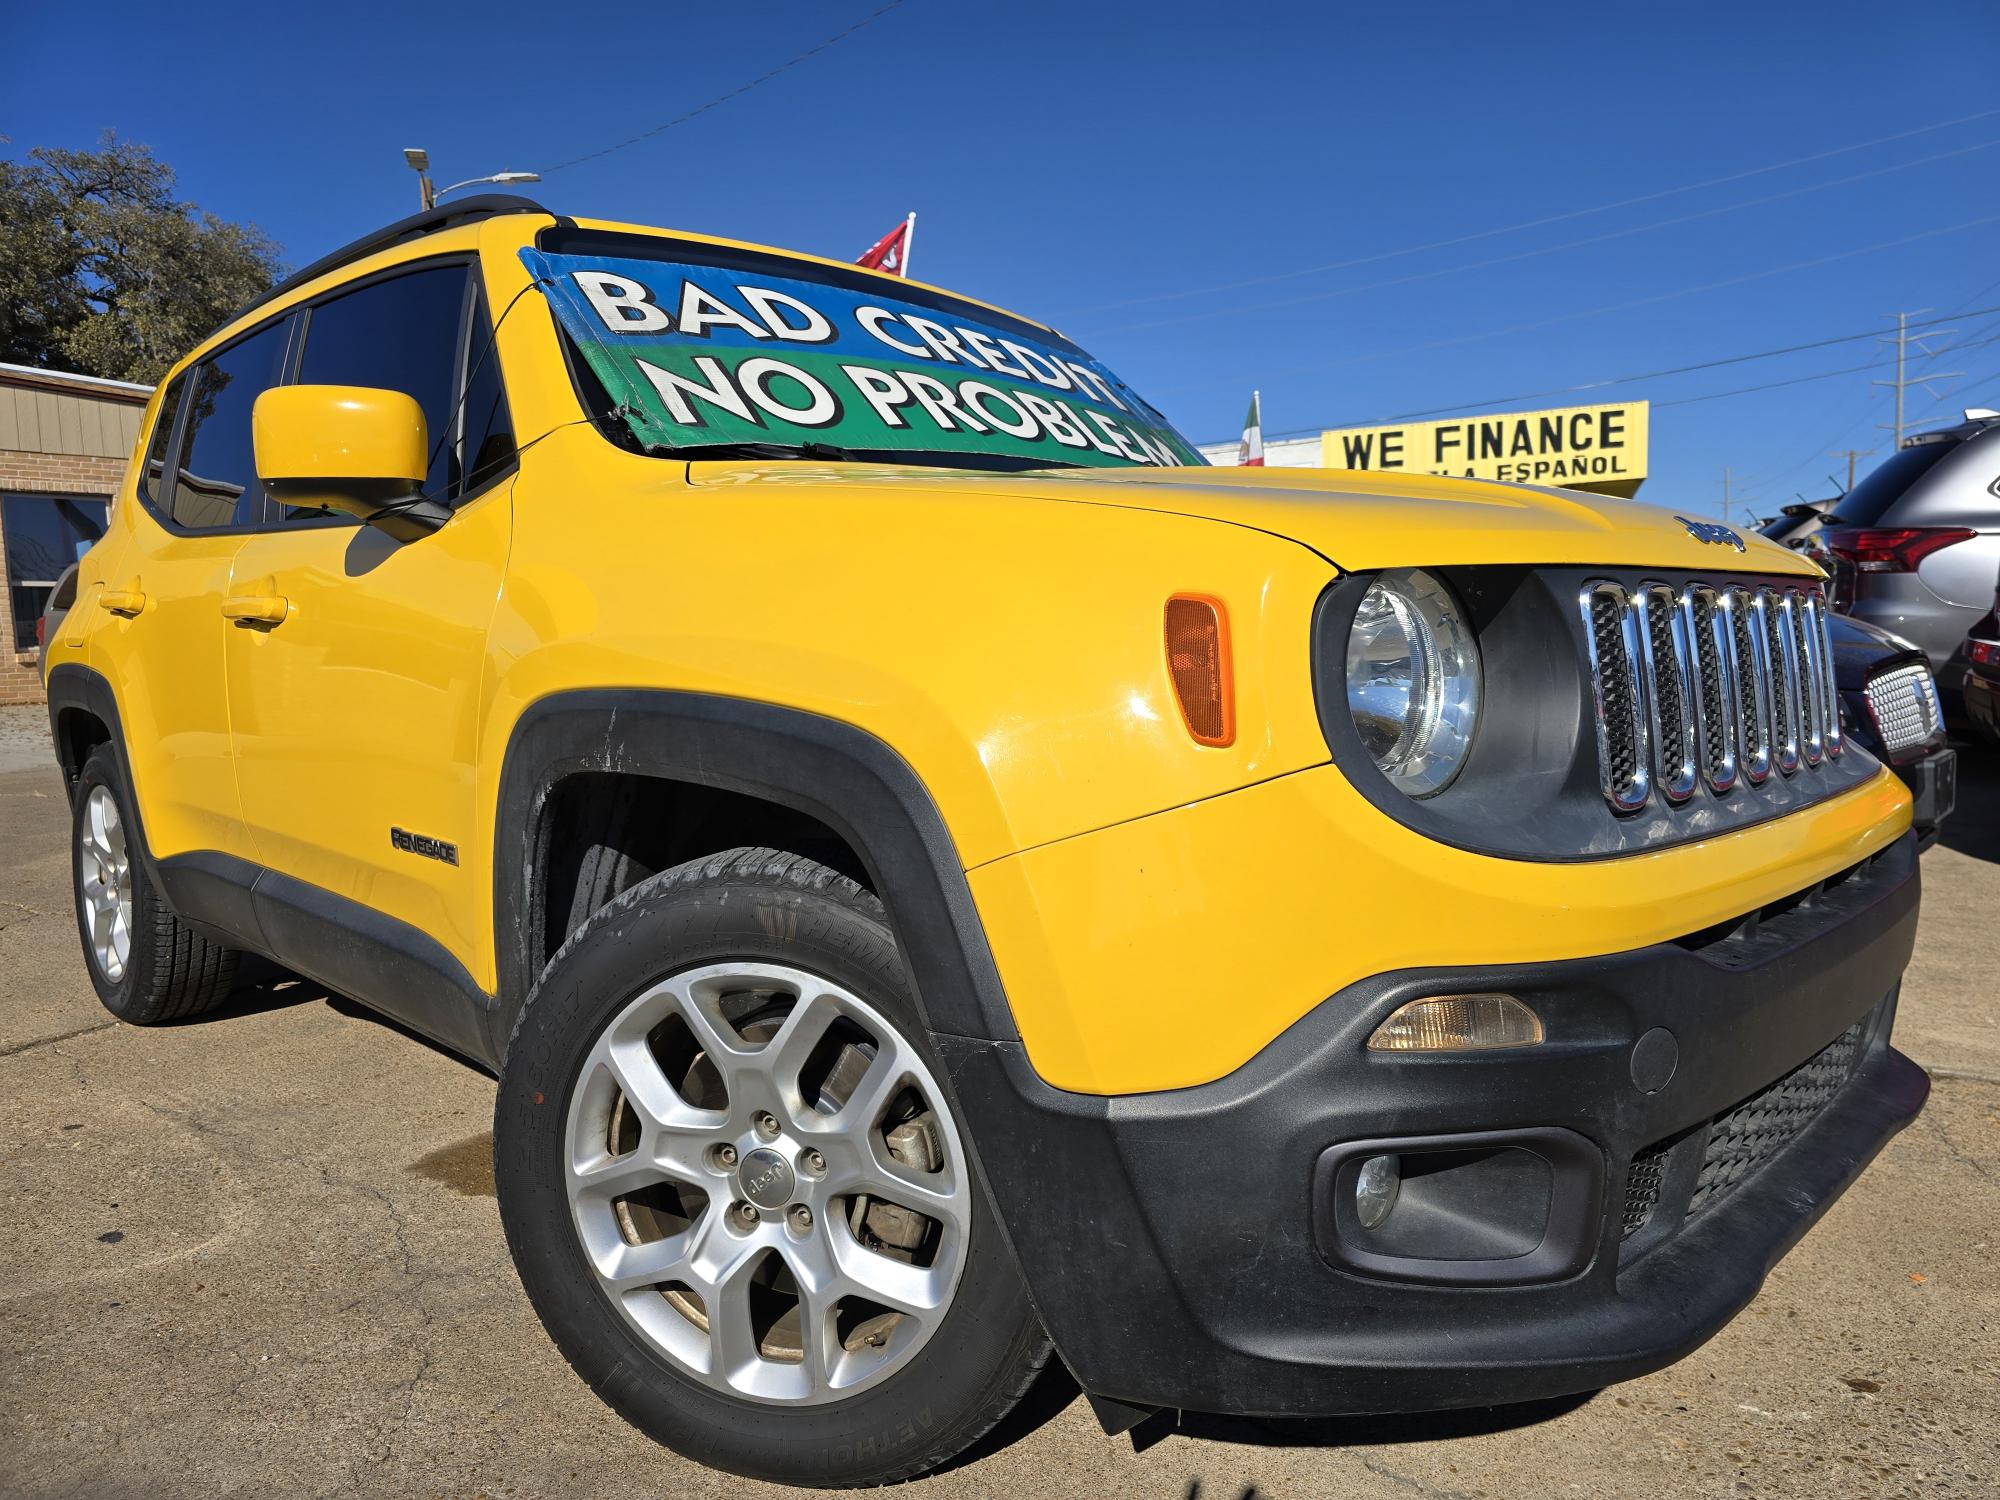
252 385 450 542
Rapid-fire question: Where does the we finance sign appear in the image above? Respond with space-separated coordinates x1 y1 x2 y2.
522 248 1199 469
1321 402 1649 493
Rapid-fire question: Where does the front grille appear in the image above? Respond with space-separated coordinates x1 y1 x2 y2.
1686 1015 1868 1218
1864 662 1944 756
1579 579 1843 813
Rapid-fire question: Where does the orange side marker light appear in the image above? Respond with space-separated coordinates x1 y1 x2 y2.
1164 594 1235 747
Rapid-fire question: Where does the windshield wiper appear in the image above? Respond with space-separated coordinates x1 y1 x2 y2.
658 440 866 463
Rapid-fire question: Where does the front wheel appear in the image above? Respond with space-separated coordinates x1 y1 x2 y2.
493 848 1050 1486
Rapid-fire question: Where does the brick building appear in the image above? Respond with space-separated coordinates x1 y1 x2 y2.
0 363 151 705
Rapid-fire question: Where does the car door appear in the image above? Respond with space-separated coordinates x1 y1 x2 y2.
224 261 517 1000
97 316 296 862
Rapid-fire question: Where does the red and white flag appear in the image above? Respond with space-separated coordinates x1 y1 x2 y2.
1237 390 1265 466
856 213 917 277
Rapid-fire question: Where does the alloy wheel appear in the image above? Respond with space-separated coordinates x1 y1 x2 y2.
78 785 133 983
563 961 971 1405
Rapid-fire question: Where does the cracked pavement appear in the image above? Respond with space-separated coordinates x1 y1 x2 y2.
1 736 1996 1499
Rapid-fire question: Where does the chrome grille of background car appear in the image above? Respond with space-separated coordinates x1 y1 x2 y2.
1863 662 1944 756
1581 581 1843 813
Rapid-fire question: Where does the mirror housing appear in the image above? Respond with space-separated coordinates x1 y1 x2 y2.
252 385 450 541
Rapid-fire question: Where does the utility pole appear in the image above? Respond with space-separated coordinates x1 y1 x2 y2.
1875 311 1962 448
1721 467 1731 524
1829 447 1875 491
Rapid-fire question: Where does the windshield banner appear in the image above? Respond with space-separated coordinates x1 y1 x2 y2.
521 248 1200 468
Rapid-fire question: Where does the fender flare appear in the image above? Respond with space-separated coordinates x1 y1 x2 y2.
490 689 1022 1058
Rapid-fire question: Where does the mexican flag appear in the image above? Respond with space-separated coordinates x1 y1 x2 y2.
1237 390 1264 466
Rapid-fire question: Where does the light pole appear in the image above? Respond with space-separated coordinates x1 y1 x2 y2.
403 148 434 210
403 149 539 211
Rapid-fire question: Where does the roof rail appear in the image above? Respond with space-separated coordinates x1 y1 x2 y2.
231 193 554 322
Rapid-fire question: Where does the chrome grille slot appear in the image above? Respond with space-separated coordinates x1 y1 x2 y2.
1582 575 1840 813
1580 583 1650 811
1788 589 1824 766
1723 587 1773 784
1639 586 1699 802
1811 595 1843 759
1760 590 1802 775
1685 587 1736 792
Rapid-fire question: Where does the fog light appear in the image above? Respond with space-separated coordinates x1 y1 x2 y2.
1368 993 1544 1052
1355 1154 1400 1229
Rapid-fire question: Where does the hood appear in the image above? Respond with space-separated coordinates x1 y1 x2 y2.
685 460 1821 577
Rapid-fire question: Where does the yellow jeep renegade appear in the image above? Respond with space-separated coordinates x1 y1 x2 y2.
46 195 1926 1486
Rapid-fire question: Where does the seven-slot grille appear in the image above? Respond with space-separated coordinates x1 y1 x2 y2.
1863 662 1944 757
1581 580 1843 813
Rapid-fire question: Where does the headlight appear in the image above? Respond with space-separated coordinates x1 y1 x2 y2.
1344 568 1481 796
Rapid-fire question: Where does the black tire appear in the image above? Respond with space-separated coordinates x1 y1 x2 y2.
71 747 239 1024
494 847 1051 1487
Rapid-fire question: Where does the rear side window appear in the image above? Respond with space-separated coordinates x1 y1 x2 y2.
1831 439 1959 526
173 318 294 529
295 265 468 507
139 375 186 509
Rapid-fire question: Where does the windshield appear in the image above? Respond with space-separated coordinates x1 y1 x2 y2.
524 232 1203 472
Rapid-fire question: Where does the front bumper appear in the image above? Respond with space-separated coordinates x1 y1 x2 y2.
946 832 1925 1416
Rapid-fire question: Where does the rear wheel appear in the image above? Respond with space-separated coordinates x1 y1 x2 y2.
494 848 1050 1486
70 747 238 1024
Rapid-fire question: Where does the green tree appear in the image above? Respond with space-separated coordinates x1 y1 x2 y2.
0 133 283 384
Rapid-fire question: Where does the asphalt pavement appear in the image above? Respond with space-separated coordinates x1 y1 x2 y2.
1 704 1995 1499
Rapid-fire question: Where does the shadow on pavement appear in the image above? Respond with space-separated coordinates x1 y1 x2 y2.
926 1357 1090 1478
1133 1390 1595 1453
1938 736 1999 865
159 952 321 1026
158 951 493 1075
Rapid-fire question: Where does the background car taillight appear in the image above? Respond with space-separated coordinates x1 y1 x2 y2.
1821 526 1977 573
1819 526 1977 608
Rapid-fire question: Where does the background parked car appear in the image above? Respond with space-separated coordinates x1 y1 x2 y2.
1759 497 1837 550
1829 612 1955 847
1963 568 2000 749
1818 410 2000 713
34 562 79 651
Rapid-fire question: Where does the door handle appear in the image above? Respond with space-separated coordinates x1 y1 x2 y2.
99 590 147 617
221 594 291 624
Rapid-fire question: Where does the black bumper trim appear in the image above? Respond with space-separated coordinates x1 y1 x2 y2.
947 831 1923 1416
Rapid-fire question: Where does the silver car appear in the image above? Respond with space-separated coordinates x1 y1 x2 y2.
1820 410 2000 710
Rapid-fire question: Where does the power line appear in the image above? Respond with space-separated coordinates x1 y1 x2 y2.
1653 357 1898 409
1081 138 2000 338
1733 267 2000 498
1062 107 2000 317
545 1 913 173
1212 327 2000 448
1167 215 2000 415
1378 306 2000 422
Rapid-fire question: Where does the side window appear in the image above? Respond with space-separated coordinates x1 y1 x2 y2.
173 318 294 530
294 265 468 511
459 288 516 496
139 373 187 509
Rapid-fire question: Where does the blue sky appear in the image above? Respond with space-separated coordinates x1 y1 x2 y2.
7 0 1998 521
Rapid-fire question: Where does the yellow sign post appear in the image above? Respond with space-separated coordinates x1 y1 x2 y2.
1320 401 1649 497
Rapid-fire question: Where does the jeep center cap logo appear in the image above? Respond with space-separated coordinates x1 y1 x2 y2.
1674 514 1746 552
738 1147 796 1209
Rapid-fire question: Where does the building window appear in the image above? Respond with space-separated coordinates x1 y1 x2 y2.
4 494 108 649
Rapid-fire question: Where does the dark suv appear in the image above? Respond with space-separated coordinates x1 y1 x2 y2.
1818 411 2000 710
